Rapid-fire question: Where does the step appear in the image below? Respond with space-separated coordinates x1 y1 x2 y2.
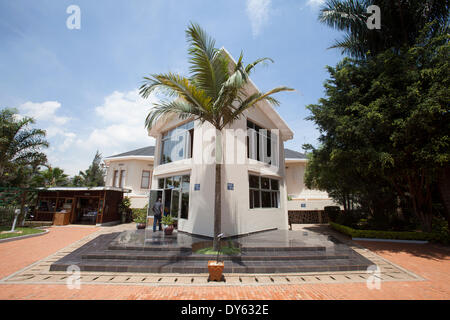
50 258 371 274
242 246 326 252
81 251 349 261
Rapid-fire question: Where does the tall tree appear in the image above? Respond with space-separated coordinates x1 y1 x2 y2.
0 108 48 187
305 27 449 231
140 23 294 249
319 0 449 58
72 151 105 187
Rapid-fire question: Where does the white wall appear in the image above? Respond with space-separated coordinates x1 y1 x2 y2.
105 158 154 208
285 161 339 211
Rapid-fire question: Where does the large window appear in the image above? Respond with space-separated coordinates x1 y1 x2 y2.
249 174 280 209
141 170 151 189
247 120 278 166
160 121 194 164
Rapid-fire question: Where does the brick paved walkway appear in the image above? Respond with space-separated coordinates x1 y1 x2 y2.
0 224 448 299
0 225 99 279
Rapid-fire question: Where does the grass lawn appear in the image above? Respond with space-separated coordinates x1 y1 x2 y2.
195 246 241 255
0 226 45 240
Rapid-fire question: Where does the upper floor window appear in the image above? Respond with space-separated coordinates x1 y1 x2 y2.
113 170 119 187
160 121 194 164
141 170 151 189
247 120 278 166
119 170 125 188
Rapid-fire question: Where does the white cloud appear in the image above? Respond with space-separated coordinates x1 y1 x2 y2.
13 89 157 176
20 101 70 125
246 0 272 37
306 0 325 8
79 89 157 157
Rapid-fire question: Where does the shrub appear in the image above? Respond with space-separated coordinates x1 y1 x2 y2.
132 209 146 224
329 222 446 243
161 215 175 226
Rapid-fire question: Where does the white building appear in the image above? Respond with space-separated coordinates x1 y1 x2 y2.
103 51 337 237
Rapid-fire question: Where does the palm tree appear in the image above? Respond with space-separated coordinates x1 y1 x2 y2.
0 108 48 187
139 23 294 250
319 0 449 59
31 167 69 188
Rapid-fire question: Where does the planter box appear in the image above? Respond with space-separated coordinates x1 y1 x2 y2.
208 261 224 281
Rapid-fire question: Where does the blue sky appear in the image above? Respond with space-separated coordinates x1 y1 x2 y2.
0 0 343 175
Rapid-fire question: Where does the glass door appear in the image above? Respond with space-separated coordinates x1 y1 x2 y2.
171 189 180 229
148 189 164 218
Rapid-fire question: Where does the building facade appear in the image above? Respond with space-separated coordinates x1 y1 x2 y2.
103 51 337 237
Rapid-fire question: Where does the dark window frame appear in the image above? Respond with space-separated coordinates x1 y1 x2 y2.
141 170 151 189
249 174 280 209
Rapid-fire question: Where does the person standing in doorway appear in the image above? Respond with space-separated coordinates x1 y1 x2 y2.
152 197 163 232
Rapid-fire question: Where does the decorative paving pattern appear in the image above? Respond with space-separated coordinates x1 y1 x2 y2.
0 224 423 286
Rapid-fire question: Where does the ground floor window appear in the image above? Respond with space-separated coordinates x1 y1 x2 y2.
154 174 190 220
249 174 280 209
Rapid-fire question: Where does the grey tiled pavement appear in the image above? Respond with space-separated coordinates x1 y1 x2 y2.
0 223 423 286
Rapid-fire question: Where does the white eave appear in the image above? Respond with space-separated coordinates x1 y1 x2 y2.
37 186 133 193
103 155 155 162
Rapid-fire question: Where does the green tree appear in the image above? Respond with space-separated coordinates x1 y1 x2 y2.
319 0 449 58
31 166 70 188
305 27 449 232
72 151 105 187
140 23 294 249
0 108 48 187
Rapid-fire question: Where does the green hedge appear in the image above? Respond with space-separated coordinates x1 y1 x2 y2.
329 222 446 243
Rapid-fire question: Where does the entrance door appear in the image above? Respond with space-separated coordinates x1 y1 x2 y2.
171 189 180 229
148 189 163 219
163 189 172 216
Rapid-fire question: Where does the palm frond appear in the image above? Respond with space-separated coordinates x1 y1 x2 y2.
245 57 274 74
140 72 212 115
228 86 294 126
186 22 229 100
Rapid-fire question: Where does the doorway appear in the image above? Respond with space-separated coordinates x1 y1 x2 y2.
73 197 99 225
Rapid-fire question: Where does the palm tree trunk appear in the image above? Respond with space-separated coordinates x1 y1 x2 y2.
213 129 223 252
213 162 222 251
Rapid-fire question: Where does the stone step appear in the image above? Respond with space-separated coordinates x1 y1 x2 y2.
242 246 326 252
107 245 327 252
81 251 350 261
50 258 372 274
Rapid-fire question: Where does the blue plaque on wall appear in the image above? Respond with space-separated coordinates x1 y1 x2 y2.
227 183 234 190
301 203 306 208
194 184 200 191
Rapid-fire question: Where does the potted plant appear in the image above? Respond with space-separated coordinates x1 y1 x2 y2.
208 233 225 282
161 215 175 235
132 209 146 229
119 197 131 223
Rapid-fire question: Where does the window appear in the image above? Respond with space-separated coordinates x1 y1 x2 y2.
156 174 190 220
247 120 277 166
249 174 280 209
119 170 125 188
141 170 151 189
113 170 119 187
160 121 194 164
